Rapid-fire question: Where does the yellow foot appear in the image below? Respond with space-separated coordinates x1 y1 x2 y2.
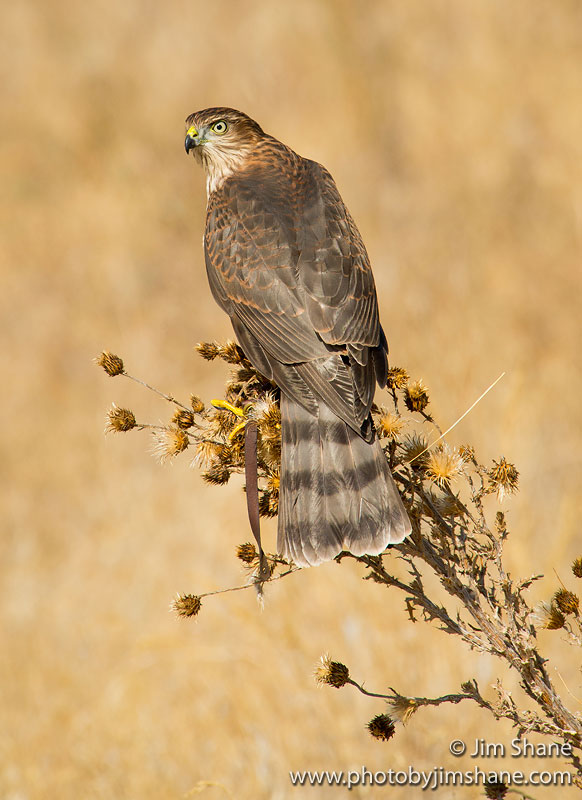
211 399 245 417
228 420 248 440
211 399 250 440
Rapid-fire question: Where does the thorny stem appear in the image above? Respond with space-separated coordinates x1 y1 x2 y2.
357 527 582 752
346 677 490 713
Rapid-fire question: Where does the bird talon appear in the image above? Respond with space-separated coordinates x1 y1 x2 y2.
211 399 249 439
229 420 249 440
211 399 245 417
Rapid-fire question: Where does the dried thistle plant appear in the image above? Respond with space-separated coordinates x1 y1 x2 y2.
97 345 582 784
314 655 350 689
95 343 280 498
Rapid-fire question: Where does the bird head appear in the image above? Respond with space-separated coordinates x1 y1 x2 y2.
184 107 264 176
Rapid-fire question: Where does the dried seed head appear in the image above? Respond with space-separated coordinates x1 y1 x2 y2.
258 437 281 468
425 445 464 488
211 409 237 437
458 444 475 463
202 464 231 485
572 558 582 579
169 428 189 455
488 457 519 501
225 437 244 467
386 367 409 390
432 492 466 518
266 470 280 495
545 606 567 630
225 378 244 395
251 396 281 465
192 440 226 469
529 602 550 630
401 433 429 469
387 695 418 724
314 655 350 688
530 601 566 631
259 490 279 517
376 410 406 440
172 409 195 429
218 340 247 364
484 780 508 799
367 714 396 742
404 379 429 413
252 394 281 428
96 351 124 377
236 542 258 564
232 366 258 385
171 594 202 618
553 589 579 616
190 394 205 414
106 404 136 433
257 470 280 517
152 428 189 462
195 341 220 360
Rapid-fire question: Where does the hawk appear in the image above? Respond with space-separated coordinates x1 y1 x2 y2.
185 107 411 567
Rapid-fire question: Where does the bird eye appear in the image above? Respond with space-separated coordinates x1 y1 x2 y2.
212 121 228 135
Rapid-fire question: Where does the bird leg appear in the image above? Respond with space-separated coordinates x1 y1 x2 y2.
211 398 249 440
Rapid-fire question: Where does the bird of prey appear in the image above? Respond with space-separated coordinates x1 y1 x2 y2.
185 107 411 567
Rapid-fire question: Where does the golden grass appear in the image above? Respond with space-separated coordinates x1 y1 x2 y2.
1 0 581 796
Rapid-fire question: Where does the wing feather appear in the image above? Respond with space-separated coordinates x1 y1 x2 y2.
203 139 387 433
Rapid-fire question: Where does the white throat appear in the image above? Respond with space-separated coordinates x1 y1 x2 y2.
201 144 252 194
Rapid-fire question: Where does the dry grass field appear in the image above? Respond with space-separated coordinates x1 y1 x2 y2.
1 1 581 797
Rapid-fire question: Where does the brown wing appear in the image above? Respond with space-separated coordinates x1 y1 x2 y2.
295 163 380 347
204 139 387 433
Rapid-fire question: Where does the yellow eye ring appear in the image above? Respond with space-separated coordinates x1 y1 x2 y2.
212 120 228 135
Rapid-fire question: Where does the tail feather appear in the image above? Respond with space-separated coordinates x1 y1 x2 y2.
278 395 411 567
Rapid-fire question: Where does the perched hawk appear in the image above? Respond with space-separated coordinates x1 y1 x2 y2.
185 107 411 567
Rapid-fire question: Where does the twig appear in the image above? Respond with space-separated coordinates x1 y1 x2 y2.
123 371 192 411
196 566 300 600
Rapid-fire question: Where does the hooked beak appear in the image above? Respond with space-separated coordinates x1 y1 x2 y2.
185 124 202 154
185 133 197 154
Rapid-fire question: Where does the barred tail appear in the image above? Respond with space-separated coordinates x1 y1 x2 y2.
278 395 411 567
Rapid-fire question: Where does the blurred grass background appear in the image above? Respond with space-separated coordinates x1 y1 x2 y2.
1 0 581 797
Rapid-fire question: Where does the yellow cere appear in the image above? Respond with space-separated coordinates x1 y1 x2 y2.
186 125 198 137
